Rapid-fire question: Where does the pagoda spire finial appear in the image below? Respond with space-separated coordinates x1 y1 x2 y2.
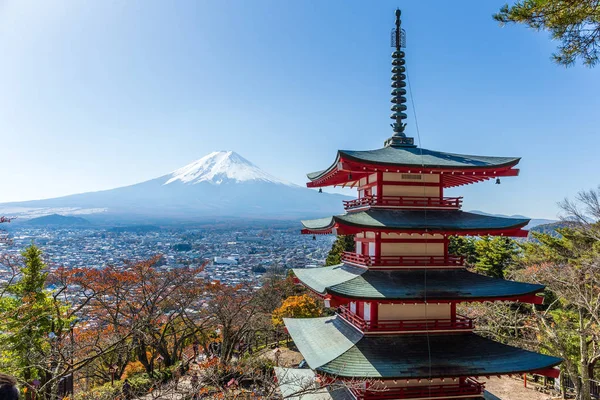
385 9 415 148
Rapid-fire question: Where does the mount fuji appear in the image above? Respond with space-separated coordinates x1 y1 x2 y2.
1 151 349 223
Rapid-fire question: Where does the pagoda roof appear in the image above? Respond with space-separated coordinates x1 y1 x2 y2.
293 265 544 302
301 209 529 237
284 316 561 379
306 147 521 188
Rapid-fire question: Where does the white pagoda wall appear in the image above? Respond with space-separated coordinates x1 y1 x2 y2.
378 303 451 321
381 242 444 256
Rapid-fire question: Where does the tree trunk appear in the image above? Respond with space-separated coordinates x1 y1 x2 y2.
579 308 592 400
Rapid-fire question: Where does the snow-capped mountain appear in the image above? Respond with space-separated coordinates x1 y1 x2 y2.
0 151 348 223
165 151 294 186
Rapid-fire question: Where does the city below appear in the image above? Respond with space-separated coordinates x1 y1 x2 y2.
0 223 334 288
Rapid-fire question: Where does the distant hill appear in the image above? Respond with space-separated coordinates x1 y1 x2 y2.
529 221 574 236
468 210 556 230
25 214 92 227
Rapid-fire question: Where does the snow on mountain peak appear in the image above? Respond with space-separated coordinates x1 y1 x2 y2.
165 151 293 186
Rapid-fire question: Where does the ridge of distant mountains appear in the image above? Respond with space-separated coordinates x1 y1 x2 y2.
0 151 350 223
23 214 92 227
468 210 556 230
0 151 559 227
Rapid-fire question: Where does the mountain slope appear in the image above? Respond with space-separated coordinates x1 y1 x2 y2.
0 151 348 222
24 214 92 227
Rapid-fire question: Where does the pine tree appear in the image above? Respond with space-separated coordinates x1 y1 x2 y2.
495 0 600 67
1 245 55 399
473 236 520 279
324 235 355 266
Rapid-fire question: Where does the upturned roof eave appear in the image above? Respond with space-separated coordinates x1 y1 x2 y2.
292 266 546 303
285 316 561 380
300 210 531 236
305 148 521 185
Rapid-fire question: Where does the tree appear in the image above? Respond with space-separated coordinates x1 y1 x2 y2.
59 257 211 376
205 281 265 364
516 186 600 400
474 236 520 278
0 246 56 399
324 235 355 266
272 294 322 326
448 236 478 266
449 235 520 278
495 0 600 67
0 245 85 400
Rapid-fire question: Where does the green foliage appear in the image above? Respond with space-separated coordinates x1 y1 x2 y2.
519 224 600 398
448 236 478 266
449 235 519 278
325 235 355 266
495 0 600 67
10 245 48 299
75 373 156 400
473 236 520 278
74 382 122 400
0 245 56 382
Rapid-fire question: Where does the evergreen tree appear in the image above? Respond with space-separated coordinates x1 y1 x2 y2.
325 235 355 266
0 245 56 399
450 235 519 278
495 0 600 67
474 236 520 279
448 236 478 266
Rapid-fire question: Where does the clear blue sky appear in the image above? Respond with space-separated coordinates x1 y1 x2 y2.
1 0 598 219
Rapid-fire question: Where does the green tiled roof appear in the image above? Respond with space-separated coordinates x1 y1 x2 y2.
293 266 544 301
285 316 561 379
301 209 529 232
284 316 362 369
294 265 365 293
308 147 520 181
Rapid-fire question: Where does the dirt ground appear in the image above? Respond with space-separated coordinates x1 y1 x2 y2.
485 376 561 400
260 346 304 367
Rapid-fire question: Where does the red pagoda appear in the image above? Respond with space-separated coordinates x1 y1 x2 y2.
277 9 561 400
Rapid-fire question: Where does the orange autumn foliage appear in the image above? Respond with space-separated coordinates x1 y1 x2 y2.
272 294 322 326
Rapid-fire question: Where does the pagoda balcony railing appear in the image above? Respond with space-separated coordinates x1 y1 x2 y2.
343 195 463 211
351 378 484 400
338 306 474 333
342 252 464 267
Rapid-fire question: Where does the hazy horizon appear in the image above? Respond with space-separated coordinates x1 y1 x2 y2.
2 1 599 220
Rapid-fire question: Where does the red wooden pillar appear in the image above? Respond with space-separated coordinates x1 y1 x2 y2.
376 171 383 203
375 232 381 260
450 302 456 322
371 302 379 324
